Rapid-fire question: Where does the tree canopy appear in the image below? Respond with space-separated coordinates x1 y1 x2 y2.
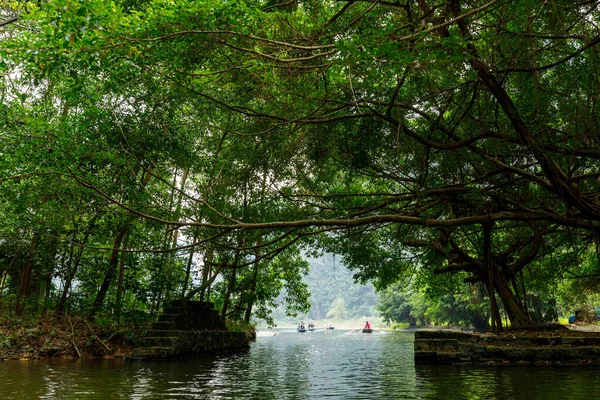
2 0 600 329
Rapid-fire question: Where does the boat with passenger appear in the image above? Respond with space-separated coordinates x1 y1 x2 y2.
297 322 307 332
362 321 372 333
308 322 316 331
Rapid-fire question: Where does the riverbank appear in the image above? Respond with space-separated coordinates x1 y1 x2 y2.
1 311 257 361
0 315 144 361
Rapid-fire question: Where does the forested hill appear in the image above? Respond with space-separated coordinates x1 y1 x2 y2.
272 254 379 323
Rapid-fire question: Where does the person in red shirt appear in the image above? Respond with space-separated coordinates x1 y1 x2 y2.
364 321 371 329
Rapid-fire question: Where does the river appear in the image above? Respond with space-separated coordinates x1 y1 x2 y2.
1 328 600 399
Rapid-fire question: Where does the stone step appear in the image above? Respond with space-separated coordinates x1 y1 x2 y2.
151 321 175 331
164 307 186 315
168 300 186 308
158 314 180 322
142 336 179 347
145 330 188 338
130 346 175 360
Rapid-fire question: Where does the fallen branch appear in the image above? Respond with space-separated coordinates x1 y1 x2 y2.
85 320 111 352
66 314 81 358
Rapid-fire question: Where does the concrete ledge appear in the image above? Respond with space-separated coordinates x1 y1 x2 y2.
414 330 600 365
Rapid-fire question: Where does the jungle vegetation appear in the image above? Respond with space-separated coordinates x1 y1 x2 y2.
2 0 600 332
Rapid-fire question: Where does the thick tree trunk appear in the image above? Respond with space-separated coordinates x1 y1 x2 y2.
89 224 128 317
495 275 533 327
471 311 490 332
483 223 502 332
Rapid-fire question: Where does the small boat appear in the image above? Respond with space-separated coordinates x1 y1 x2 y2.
298 327 307 332
327 326 335 330
308 323 316 331
362 328 373 333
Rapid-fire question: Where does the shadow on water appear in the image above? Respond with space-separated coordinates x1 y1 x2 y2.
415 363 600 400
1 330 600 399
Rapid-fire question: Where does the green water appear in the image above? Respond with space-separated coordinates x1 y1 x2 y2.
1 329 599 399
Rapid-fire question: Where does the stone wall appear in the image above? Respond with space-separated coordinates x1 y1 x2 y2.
414 330 600 365
129 300 253 361
154 300 226 331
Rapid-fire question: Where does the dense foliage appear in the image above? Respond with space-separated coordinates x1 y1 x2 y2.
2 1 600 330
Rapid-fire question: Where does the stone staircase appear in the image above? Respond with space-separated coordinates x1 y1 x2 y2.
130 300 248 360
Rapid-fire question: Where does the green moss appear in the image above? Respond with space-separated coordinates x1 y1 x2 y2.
226 319 256 334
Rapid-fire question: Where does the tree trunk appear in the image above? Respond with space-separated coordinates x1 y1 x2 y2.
181 242 196 299
221 264 237 318
170 169 188 251
0 271 6 299
57 214 99 314
519 270 529 318
0 254 17 301
115 229 130 326
40 235 59 315
244 265 259 323
495 275 533 327
89 224 128 317
471 311 490 332
244 247 261 323
221 236 245 318
16 234 38 317
199 247 213 301
483 222 502 332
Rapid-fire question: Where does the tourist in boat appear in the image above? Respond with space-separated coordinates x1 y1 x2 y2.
364 321 371 330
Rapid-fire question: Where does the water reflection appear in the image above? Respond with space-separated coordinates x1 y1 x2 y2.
1 330 599 399
416 364 600 400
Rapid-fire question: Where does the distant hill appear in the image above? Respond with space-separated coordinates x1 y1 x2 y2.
271 253 378 322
